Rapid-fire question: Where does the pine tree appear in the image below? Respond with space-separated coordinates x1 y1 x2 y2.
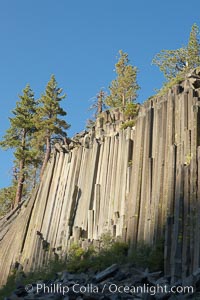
105 50 140 107
0 85 38 207
36 75 70 177
187 23 200 68
152 48 188 80
89 90 107 117
152 23 200 81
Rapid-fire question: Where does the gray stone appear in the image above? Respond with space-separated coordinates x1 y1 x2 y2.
94 264 118 282
61 271 69 281
113 271 127 281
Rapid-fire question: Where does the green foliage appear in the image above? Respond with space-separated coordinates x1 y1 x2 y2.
92 241 128 270
156 73 185 96
124 102 139 119
0 85 37 162
187 23 200 68
0 85 38 206
0 274 16 299
36 75 70 144
128 160 133 167
67 244 96 272
105 50 140 107
152 47 188 81
0 259 69 298
185 153 193 166
0 76 70 207
128 240 164 271
120 102 139 130
152 23 200 81
22 259 68 285
121 120 136 130
0 236 128 295
99 231 114 249
0 239 164 298
36 75 70 177
0 186 16 216
67 240 128 273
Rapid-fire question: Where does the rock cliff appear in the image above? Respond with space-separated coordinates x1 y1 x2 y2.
1 72 200 286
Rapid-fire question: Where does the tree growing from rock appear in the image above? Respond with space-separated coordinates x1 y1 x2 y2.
36 75 70 178
96 89 106 115
105 50 140 107
89 89 107 116
86 90 107 130
152 23 200 81
0 85 38 207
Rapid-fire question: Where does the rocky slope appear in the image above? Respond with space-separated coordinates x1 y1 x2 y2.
4 263 199 300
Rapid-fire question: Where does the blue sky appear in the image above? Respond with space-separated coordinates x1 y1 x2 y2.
0 0 199 188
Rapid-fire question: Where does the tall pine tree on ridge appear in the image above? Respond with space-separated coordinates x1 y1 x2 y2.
105 50 140 108
152 23 200 81
36 75 70 178
0 85 38 207
0 76 70 208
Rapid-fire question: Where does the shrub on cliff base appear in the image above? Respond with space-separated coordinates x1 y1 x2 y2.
0 239 164 298
0 259 69 299
128 239 164 271
66 243 95 272
66 235 129 273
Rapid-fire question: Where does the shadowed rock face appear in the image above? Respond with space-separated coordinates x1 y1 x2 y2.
1 71 200 287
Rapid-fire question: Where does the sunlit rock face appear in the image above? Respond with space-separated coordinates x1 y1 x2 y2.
1 71 200 286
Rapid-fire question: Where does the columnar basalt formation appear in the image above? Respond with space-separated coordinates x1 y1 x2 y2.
1 72 200 286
